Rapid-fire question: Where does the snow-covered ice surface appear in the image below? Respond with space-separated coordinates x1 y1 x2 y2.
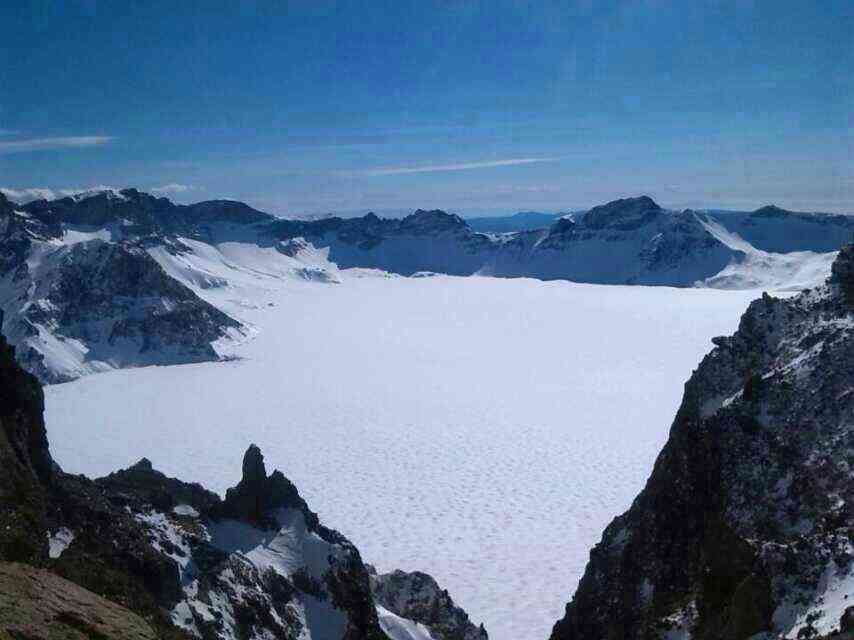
45 269 761 640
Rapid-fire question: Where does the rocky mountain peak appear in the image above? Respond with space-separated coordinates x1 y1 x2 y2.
752 204 791 218
132 457 153 471
548 216 577 235
240 443 267 487
402 209 468 233
582 195 663 230
219 444 310 528
370 567 489 640
183 199 273 225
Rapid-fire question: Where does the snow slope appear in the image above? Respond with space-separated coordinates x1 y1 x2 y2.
44 270 759 640
696 215 839 291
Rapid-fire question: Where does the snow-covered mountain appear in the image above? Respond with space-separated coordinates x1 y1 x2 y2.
709 205 854 253
267 196 850 287
0 189 340 382
0 322 485 640
0 191 248 383
549 244 854 639
1 188 850 383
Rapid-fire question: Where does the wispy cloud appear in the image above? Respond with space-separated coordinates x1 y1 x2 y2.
58 185 119 197
0 136 113 154
352 157 559 177
0 187 57 202
0 129 20 136
2 185 126 202
151 183 196 195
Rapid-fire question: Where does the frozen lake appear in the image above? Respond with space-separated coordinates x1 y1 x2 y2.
45 273 759 640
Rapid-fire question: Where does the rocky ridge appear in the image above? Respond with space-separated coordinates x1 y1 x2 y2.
550 245 854 639
370 568 488 640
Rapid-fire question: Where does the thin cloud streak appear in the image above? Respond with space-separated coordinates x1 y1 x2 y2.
0 136 113 154
354 157 559 177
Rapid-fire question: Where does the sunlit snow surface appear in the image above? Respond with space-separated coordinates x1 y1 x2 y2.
45 270 760 640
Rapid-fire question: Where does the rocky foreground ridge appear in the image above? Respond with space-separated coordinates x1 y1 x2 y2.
0 321 484 639
550 245 854 639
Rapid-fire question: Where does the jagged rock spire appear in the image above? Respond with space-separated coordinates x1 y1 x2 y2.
241 443 267 488
219 444 311 528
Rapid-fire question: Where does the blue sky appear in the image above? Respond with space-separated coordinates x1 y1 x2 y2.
1 1 852 215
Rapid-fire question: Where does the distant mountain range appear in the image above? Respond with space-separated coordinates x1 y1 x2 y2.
1 188 851 382
468 205 854 244
466 211 565 233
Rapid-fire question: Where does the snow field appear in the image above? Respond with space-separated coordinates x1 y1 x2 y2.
45 271 759 640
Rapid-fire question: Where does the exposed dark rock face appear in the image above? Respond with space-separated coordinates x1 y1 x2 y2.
581 196 663 230
831 243 854 306
550 247 854 640
0 313 52 562
51 241 238 356
370 567 488 640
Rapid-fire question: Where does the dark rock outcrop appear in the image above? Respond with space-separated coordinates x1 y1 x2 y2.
0 312 52 562
581 195 663 230
217 443 313 528
831 243 854 305
97 457 221 515
550 247 854 639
